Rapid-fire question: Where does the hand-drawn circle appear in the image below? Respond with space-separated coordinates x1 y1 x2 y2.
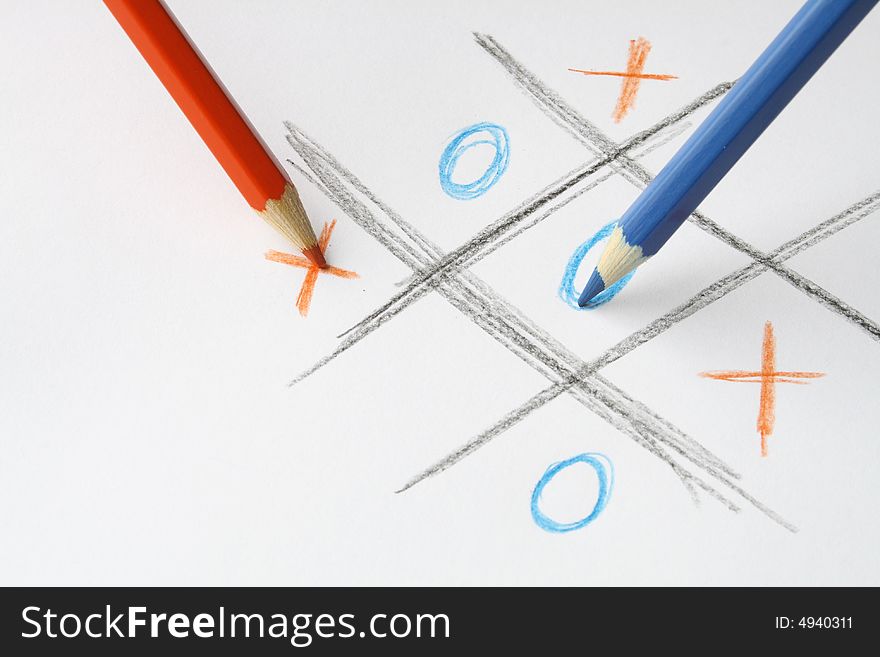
530 452 614 533
559 219 636 309
438 122 510 200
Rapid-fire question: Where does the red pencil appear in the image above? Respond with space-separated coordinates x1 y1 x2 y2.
104 0 326 268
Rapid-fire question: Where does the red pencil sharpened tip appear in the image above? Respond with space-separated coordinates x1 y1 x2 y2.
303 245 328 269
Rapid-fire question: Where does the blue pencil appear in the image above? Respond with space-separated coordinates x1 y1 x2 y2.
578 0 877 306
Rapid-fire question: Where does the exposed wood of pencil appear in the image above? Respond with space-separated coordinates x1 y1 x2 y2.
103 0 325 267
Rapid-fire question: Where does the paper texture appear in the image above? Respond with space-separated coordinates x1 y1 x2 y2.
1 0 879 584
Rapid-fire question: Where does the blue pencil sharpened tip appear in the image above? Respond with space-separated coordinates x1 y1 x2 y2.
578 269 606 307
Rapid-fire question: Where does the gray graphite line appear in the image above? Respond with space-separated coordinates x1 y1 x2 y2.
476 33 880 342
291 80 731 372
320 80 734 346
331 31 875 377
398 191 880 510
472 33 724 191
285 121 746 505
386 119 693 290
284 124 792 522
281 80 823 522
283 114 755 508
439 281 741 490
470 120 692 267
344 120 689 341
280 34 872 528
436 282 724 502
400 192 880 488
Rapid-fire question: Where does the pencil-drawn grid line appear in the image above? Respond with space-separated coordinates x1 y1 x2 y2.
304 34 876 388
478 32 880 338
331 78 736 345
289 81 732 380
285 117 773 522
402 192 880 503
343 33 879 348
283 103 794 526
282 33 880 531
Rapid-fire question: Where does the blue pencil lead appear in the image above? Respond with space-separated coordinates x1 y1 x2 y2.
578 269 606 307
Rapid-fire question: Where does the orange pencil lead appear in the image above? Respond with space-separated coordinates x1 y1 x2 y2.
266 220 358 317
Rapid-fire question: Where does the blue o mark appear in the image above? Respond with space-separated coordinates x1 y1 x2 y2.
438 122 510 200
558 220 636 309
531 453 614 533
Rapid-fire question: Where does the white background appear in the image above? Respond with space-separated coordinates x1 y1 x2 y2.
2 0 879 585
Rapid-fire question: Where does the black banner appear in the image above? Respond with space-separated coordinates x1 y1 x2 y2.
0 587 873 654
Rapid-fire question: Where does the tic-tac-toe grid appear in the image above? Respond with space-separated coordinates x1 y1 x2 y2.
283 34 880 531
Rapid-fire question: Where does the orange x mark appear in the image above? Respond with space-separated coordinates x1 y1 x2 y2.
265 219 358 317
699 321 825 457
569 37 677 123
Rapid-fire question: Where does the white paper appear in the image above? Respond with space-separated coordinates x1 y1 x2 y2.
2 0 879 585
